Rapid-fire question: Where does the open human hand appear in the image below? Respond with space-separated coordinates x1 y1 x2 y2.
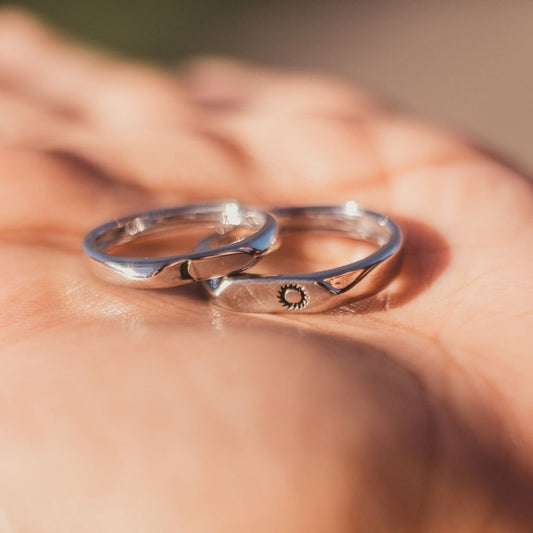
0 9 532 532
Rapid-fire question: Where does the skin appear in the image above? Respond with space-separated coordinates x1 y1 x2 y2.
0 8 532 532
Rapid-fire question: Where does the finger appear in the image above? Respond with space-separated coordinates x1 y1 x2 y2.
0 147 150 242
30 128 248 200
206 113 386 203
0 88 74 145
183 58 380 118
0 8 193 128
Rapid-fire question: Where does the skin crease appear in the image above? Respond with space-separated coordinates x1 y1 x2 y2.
0 7 532 533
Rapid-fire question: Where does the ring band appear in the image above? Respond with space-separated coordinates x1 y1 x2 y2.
200 202 403 313
83 201 278 288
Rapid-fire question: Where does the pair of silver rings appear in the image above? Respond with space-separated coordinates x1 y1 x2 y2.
83 201 403 313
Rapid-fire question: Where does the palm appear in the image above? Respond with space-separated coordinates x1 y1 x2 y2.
0 10 532 532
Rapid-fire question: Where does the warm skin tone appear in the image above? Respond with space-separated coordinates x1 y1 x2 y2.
0 8 532 532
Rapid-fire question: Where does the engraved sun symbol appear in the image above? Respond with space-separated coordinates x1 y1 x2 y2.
277 284 309 311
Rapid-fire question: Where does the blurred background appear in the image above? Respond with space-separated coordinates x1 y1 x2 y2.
9 0 533 170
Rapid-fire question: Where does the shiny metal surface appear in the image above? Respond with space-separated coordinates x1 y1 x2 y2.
200 202 403 313
83 201 278 288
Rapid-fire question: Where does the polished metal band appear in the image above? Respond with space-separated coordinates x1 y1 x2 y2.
83 201 278 288
200 202 403 313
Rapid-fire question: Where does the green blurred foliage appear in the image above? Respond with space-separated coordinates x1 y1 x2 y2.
8 0 267 62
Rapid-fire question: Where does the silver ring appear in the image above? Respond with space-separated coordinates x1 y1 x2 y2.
83 201 278 288
200 202 403 313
